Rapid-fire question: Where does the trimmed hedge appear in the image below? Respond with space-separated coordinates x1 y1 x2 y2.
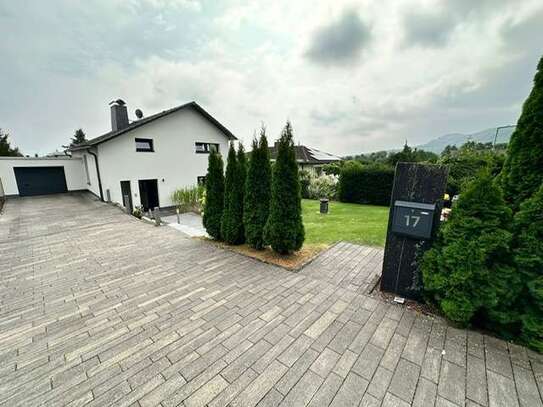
338 162 394 206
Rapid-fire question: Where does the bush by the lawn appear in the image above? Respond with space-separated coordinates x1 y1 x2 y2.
422 172 521 330
307 173 338 200
265 121 305 254
338 161 394 206
513 184 543 352
202 150 224 240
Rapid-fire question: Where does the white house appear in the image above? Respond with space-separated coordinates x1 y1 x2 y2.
0 100 236 212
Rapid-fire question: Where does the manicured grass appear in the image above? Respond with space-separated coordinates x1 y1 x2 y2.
302 199 389 247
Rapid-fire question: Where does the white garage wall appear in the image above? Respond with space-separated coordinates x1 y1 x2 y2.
0 157 86 196
95 107 231 208
70 150 101 198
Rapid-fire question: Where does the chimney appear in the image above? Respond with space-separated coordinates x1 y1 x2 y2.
109 99 129 131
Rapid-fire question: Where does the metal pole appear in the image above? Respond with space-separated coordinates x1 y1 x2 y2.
493 125 515 148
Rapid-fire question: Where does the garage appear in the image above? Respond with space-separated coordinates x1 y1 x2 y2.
14 167 68 196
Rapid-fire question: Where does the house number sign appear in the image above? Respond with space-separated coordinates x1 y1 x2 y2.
391 200 436 240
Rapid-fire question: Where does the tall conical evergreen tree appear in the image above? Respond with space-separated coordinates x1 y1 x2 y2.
221 143 244 244
501 55 543 210
513 184 543 352
237 143 247 243
244 127 272 249
202 150 224 240
422 172 521 327
265 121 304 254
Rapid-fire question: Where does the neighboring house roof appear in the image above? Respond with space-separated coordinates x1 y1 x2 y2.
70 101 236 151
268 144 342 165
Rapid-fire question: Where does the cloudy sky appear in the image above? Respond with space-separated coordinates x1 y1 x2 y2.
1 0 542 156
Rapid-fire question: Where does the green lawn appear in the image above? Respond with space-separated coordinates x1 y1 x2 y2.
302 199 389 247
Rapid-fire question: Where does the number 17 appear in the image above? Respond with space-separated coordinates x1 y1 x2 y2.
404 215 420 227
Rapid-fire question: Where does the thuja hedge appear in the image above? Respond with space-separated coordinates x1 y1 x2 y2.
338 161 394 206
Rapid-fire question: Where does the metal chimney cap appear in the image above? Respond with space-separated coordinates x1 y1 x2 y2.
109 99 126 106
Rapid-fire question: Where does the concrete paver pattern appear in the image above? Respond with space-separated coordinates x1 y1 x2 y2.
0 193 542 407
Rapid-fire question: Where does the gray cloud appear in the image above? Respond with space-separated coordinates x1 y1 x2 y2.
403 11 456 47
402 0 515 48
305 9 370 65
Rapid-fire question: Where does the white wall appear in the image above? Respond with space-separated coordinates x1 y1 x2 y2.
95 107 231 208
0 157 86 196
71 150 101 198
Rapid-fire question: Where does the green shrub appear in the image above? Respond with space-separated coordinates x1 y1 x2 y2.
203 150 224 240
265 121 305 254
221 143 245 245
441 142 506 196
501 56 543 210
171 185 204 213
513 184 543 351
338 162 394 206
244 128 272 249
307 174 339 200
322 162 342 176
422 172 521 330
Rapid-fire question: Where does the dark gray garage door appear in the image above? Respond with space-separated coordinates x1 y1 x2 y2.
14 167 68 196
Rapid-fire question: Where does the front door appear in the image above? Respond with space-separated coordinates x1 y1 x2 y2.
120 181 133 213
138 179 159 211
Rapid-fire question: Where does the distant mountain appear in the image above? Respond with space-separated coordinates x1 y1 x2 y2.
417 126 516 154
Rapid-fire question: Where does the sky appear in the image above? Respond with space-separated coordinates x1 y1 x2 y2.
0 0 542 156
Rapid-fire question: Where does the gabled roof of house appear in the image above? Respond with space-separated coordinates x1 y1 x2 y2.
268 144 342 164
70 101 236 151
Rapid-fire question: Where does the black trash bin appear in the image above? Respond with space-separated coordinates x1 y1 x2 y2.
320 198 329 214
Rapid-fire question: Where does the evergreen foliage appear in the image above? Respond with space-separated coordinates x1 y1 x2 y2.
71 129 87 146
439 141 506 196
501 56 543 209
236 143 247 243
338 161 394 206
513 184 543 351
244 128 272 249
422 173 521 328
265 122 305 254
387 143 438 166
202 150 224 240
0 129 22 157
221 143 245 244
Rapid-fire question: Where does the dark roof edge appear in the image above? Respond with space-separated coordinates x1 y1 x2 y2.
70 101 236 151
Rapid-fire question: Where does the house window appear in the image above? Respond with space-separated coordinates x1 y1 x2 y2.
83 155 91 185
197 176 206 186
135 138 154 152
195 142 219 154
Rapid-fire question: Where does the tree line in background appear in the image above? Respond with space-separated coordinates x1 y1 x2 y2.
319 140 510 206
0 128 88 157
0 129 23 157
203 122 304 255
422 55 543 352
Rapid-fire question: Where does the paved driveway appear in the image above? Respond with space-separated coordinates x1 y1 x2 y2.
0 193 542 407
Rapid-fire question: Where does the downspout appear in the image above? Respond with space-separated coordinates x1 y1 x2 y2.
88 149 104 201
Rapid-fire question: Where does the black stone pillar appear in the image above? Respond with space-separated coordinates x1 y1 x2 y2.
380 162 448 300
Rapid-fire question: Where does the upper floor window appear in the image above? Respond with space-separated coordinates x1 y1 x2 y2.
135 138 154 152
195 142 219 154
